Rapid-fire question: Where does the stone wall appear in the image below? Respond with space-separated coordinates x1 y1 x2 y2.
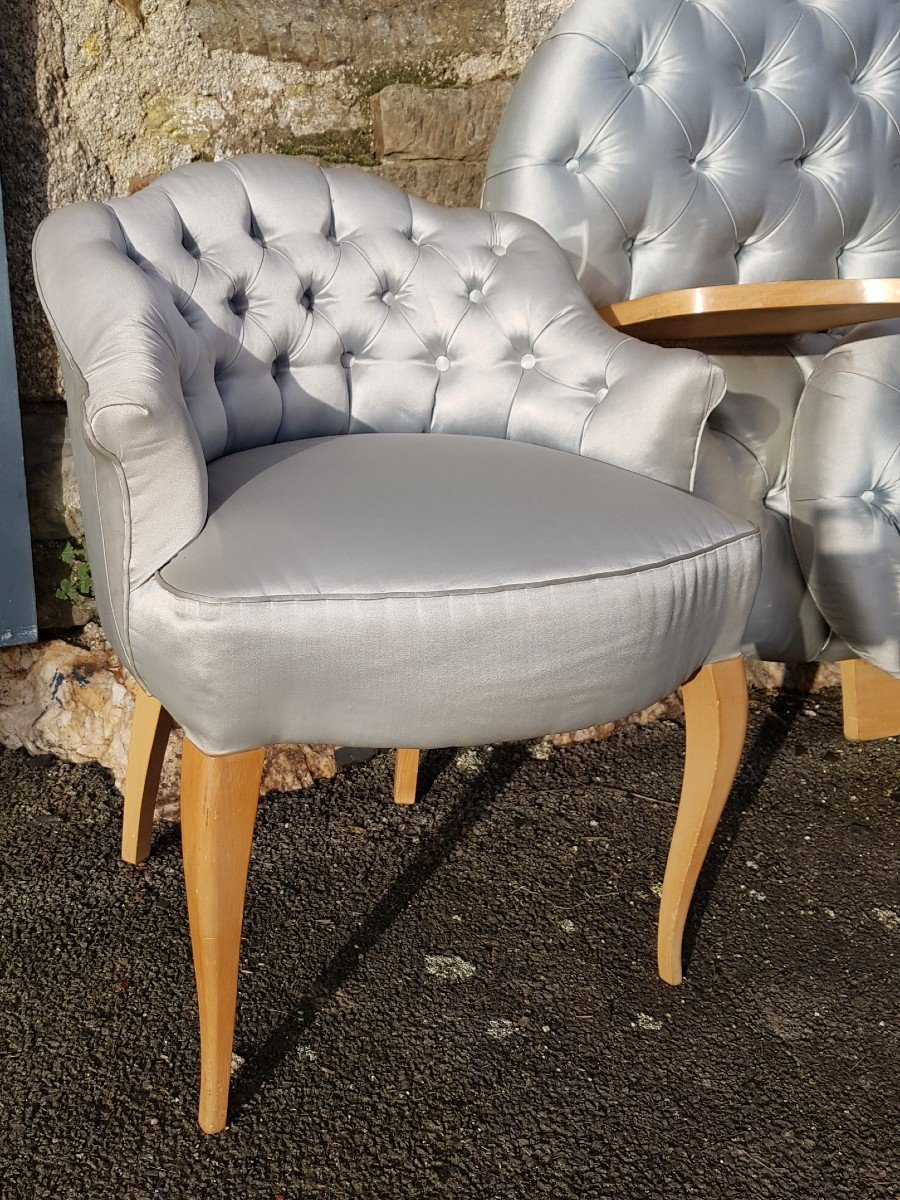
0 0 567 631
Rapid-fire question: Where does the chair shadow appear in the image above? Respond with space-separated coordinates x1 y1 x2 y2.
679 676 821 973
229 742 529 1118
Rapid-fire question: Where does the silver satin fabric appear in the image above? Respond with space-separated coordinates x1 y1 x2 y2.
32 154 761 752
483 0 900 674
136 433 758 753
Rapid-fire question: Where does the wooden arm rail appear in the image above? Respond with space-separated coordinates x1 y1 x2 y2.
597 278 900 340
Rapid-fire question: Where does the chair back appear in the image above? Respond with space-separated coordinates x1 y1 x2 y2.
484 0 900 303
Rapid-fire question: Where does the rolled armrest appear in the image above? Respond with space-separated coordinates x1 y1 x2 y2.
33 203 207 674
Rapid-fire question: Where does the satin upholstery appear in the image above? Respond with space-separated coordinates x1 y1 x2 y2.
140 435 758 753
791 320 900 675
484 0 900 673
33 154 762 752
484 0 900 303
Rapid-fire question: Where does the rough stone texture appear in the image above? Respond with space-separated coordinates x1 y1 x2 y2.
19 402 82 541
746 658 842 693
373 81 513 161
186 0 507 68
0 637 337 817
378 159 487 208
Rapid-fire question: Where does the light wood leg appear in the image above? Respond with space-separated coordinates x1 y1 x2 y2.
841 659 900 742
121 686 174 865
181 739 266 1134
658 657 748 986
393 748 420 805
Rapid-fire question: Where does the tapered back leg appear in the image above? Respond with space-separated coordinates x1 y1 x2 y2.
658 658 748 986
841 659 900 742
180 739 266 1134
393 749 420 805
121 687 174 865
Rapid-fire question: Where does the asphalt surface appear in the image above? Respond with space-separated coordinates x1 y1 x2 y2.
0 688 897 1199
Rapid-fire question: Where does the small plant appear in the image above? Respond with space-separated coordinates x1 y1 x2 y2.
56 541 93 602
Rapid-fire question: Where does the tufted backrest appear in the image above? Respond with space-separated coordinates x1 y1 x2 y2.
34 153 728 676
483 0 900 305
39 154 717 467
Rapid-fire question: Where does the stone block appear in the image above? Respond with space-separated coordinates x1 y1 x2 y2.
376 160 484 208
186 0 506 68
372 81 513 162
0 636 338 819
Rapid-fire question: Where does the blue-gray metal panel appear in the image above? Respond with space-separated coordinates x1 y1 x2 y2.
0 181 37 645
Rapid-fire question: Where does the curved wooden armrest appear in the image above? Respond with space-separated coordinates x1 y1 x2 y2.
597 278 900 339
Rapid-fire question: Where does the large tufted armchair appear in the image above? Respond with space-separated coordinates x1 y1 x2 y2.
484 0 900 734
33 155 761 1131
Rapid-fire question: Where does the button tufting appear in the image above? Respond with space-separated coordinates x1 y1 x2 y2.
300 291 312 310
623 237 635 252
492 244 507 256
381 290 396 306
861 489 876 504
565 157 581 173
629 70 645 85
340 351 355 369
520 353 536 370
229 293 248 316
468 288 483 303
435 355 450 372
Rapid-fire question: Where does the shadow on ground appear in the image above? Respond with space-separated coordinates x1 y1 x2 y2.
0 689 896 1199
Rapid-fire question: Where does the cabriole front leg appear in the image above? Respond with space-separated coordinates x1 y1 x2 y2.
658 657 749 985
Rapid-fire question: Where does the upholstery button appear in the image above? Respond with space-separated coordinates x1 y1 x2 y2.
492 244 507 257
861 489 876 504
381 290 395 306
300 291 312 309
468 288 483 303
795 156 807 168
520 353 536 370
435 355 450 372
623 237 634 252
628 70 644 85
565 157 581 173
340 351 355 368
229 293 248 316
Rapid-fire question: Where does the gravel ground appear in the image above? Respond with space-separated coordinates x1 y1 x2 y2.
0 687 897 1199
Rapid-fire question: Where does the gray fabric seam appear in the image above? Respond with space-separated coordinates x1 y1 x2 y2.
152 528 758 607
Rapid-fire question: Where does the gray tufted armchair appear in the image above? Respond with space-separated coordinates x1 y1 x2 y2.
33 155 761 1131
484 0 900 739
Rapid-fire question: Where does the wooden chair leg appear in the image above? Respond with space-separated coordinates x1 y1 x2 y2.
658 657 748 986
180 738 266 1134
841 659 900 742
393 748 420 805
121 686 175 865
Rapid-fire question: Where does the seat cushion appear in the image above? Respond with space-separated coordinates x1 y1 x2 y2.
131 434 760 753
